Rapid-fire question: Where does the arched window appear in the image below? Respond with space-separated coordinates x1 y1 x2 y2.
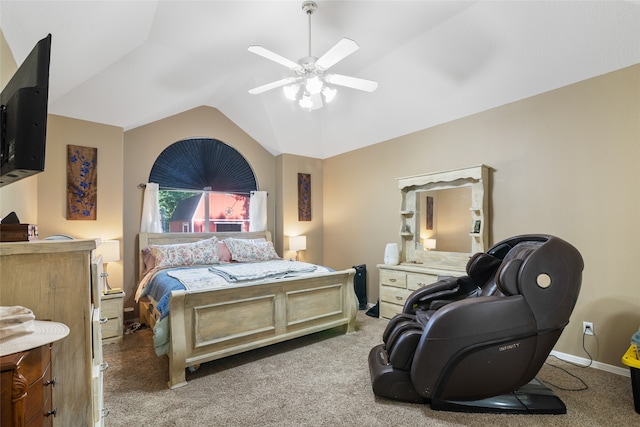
149 138 258 232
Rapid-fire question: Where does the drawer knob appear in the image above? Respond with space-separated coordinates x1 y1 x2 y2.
45 407 57 417
100 362 109 371
44 377 57 387
100 317 109 324
417 282 425 286
395 295 403 300
389 278 396 282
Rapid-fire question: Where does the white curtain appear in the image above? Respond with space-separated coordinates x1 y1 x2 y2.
140 183 163 232
249 191 268 232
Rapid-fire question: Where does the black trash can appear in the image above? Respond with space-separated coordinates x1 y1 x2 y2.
353 264 367 310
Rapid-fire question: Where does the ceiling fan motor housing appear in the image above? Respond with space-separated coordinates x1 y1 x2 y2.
302 1 317 15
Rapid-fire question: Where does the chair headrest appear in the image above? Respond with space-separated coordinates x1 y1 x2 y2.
491 236 584 331
495 241 544 296
466 252 502 287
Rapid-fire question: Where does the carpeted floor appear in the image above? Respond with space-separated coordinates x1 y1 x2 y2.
103 312 637 426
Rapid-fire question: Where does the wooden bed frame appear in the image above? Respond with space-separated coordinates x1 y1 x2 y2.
137 231 357 389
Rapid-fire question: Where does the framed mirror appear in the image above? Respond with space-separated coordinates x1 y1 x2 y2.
397 165 490 268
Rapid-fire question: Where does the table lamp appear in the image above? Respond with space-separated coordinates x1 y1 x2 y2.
97 239 120 293
289 236 307 261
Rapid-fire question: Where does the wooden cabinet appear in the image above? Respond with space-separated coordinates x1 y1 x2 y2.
100 292 124 345
0 345 54 427
0 240 104 427
378 263 465 320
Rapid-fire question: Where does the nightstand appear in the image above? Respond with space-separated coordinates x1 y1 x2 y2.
100 292 124 345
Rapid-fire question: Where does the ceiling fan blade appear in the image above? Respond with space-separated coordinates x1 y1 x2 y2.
315 38 359 70
248 46 302 71
324 74 378 92
248 77 300 95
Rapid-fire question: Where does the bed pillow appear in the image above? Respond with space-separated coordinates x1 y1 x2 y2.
148 237 219 269
224 238 279 262
142 246 156 274
216 241 234 263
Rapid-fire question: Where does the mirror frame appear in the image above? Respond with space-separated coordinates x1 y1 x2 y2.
397 164 490 266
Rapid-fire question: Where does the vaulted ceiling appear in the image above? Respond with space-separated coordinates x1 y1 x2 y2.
2 1 639 159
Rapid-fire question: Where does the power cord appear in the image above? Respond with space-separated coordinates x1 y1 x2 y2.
541 330 594 391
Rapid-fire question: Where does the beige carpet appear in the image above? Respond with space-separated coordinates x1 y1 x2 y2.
103 312 637 426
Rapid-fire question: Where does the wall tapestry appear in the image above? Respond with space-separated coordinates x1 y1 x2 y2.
298 173 311 221
67 144 97 220
426 196 434 230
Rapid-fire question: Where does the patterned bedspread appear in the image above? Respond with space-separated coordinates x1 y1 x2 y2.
137 260 329 320
136 260 331 357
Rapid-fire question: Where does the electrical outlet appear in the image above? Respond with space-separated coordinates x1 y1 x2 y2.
583 321 594 336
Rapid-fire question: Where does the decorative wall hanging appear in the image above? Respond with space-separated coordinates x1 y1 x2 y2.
67 144 97 220
426 196 434 230
298 173 311 221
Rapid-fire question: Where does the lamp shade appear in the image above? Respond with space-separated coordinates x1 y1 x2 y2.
425 239 437 250
97 239 120 263
289 236 307 251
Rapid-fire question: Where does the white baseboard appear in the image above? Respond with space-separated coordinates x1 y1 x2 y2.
550 350 630 377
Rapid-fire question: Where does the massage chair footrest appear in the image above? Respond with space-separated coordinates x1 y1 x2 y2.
368 344 427 404
430 378 566 414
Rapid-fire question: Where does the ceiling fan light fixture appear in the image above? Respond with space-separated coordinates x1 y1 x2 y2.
283 84 300 101
305 75 323 94
299 94 313 110
322 86 337 103
248 1 377 111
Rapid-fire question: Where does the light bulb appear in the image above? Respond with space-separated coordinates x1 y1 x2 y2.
299 94 313 109
305 76 323 95
322 86 337 103
283 84 299 101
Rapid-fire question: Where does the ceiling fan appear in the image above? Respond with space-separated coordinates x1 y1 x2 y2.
248 1 378 110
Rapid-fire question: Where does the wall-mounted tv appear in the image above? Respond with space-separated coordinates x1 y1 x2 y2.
0 34 51 187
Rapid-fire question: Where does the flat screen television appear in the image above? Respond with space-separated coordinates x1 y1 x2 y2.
0 34 51 187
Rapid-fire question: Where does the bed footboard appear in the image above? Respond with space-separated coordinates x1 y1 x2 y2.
167 268 357 389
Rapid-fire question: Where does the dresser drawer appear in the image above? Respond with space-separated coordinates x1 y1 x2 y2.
380 301 404 320
100 298 121 319
380 284 412 306
101 318 121 339
407 273 439 290
24 361 52 426
379 270 406 288
23 346 52 426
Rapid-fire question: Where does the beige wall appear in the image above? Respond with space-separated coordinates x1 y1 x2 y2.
324 64 640 368
276 154 324 264
36 115 124 289
122 106 277 311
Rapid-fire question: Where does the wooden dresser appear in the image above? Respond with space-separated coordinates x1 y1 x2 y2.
0 345 54 427
0 240 105 427
378 263 466 320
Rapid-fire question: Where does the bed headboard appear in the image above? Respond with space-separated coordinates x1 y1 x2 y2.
137 230 272 281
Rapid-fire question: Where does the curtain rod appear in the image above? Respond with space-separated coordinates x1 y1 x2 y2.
137 183 266 196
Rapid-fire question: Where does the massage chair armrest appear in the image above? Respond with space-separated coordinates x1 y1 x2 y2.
403 277 475 313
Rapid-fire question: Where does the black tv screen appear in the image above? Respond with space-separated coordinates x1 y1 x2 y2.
0 34 51 187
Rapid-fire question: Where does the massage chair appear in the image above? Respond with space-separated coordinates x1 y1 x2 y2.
368 234 584 414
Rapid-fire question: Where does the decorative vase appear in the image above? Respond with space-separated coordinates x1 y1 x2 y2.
384 243 399 265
